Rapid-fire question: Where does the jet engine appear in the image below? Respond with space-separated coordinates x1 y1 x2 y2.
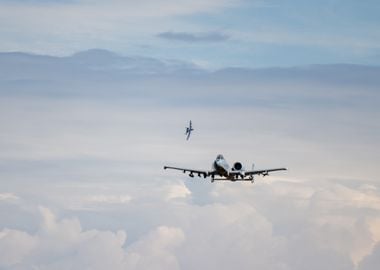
232 162 243 171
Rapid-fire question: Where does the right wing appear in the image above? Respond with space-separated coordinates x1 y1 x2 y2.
164 166 209 178
244 168 287 176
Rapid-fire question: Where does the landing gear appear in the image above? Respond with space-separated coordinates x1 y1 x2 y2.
210 173 215 183
249 176 254 183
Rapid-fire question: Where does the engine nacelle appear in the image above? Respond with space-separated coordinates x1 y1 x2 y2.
233 162 243 171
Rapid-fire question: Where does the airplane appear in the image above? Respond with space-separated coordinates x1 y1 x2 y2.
164 154 287 183
185 120 194 140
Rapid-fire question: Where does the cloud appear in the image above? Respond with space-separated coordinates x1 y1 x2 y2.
0 0 80 4
234 27 380 52
165 182 192 201
0 228 37 267
358 243 380 270
125 226 185 270
84 194 132 204
0 0 240 29
0 207 128 269
157 31 230 42
1 0 380 67
0 193 19 202
0 0 241 55
0 50 380 269
1 178 380 269
0 207 185 270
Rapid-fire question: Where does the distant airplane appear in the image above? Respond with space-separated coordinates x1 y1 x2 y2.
164 154 287 183
185 120 194 140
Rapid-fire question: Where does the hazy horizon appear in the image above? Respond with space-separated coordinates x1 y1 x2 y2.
1 0 380 68
2 48 380 70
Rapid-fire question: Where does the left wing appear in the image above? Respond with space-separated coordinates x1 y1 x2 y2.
164 166 209 178
244 168 287 177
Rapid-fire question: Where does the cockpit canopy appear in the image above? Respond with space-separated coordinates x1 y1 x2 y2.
216 154 224 160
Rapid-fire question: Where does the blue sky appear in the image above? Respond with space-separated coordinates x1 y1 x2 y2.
1 0 380 68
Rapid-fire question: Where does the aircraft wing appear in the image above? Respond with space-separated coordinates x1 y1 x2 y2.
186 132 191 140
163 166 210 178
244 168 287 176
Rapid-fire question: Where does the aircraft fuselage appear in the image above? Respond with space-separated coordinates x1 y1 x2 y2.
212 155 231 178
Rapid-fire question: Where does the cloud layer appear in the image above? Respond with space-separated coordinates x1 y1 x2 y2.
0 51 379 269
1 179 380 270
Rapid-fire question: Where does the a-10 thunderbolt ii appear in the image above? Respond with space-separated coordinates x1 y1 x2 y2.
185 120 194 140
164 154 287 183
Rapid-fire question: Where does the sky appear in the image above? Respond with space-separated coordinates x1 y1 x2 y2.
1 1 380 270
1 0 380 68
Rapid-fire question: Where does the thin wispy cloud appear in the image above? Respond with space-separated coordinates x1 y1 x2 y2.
157 31 230 43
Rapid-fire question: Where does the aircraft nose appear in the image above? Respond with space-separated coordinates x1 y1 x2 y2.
215 158 229 171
